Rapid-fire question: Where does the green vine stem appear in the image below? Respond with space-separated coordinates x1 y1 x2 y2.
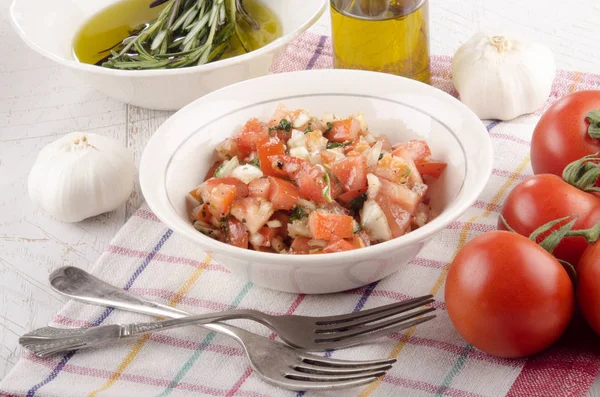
587 110 600 139
562 153 600 193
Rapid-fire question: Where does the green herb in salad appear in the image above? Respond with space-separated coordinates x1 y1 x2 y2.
304 124 313 133
349 193 367 212
289 206 307 221
322 173 333 203
326 141 352 150
269 119 292 132
248 158 260 168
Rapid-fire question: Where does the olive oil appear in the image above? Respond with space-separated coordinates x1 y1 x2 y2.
72 0 282 66
330 0 430 83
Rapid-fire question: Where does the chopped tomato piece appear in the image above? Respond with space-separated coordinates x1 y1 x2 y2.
268 156 329 203
234 118 269 157
328 118 361 142
323 237 356 253
331 155 368 192
205 184 237 218
320 201 352 215
275 129 292 143
375 135 392 151
375 195 411 238
270 211 290 238
204 160 223 181
320 150 339 164
189 187 202 202
230 197 274 234
290 236 312 254
248 177 271 199
268 177 299 210
190 203 212 223
330 176 344 199
257 226 278 247
226 218 249 249
392 140 432 162
257 137 286 176
379 178 425 214
352 230 371 248
416 160 447 178
390 151 424 184
375 153 422 184
201 177 249 199
337 188 367 206
308 212 354 240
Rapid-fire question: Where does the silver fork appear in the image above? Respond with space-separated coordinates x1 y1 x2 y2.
48 266 435 351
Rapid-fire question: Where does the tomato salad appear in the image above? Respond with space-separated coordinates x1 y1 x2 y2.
188 105 447 254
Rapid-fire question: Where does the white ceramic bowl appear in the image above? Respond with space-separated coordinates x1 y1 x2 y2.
9 0 326 110
140 69 493 294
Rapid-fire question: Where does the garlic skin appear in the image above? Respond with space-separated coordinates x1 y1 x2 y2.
452 33 556 120
28 132 134 223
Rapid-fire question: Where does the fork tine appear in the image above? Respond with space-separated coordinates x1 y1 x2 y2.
293 362 393 375
315 295 433 325
315 308 436 342
316 297 434 332
278 375 382 391
284 370 387 382
316 315 436 349
300 356 397 368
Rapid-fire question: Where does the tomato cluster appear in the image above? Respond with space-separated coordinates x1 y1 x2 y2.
445 90 600 358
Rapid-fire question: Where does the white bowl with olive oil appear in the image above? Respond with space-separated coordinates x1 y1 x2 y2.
9 0 327 110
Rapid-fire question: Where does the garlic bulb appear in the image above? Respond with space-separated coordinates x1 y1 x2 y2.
452 33 556 120
28 132 134 222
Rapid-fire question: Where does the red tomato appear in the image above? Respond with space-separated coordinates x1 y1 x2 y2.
328 118 360 142
445 231 574 358
204 184 237 218
379 178 425 215
308 212 354 240
234 118 269 157
531 91 600 176
322 237 356 253
226 218 249 249
290 237 311 254
190 203 212 223
392 140 432 162
416 161 447 178
352 230 371 248
201 177 249 199
257 137 286 176
230 197 274 234
331 155 368 192
268 155 329 203
374 153 422 184
268 177 299 210
374 194 411 238
248 178 271 199
499 174 600 267
270 211 290 238
577 240 600 336
337 188 367 206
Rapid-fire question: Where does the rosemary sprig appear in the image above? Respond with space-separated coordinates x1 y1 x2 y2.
100 0 248 70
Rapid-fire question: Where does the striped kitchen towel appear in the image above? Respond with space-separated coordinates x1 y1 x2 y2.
3 31 600 397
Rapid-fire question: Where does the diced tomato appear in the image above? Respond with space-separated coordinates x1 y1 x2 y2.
328 118 361 142
249 177 271 199
392 140 432 162
257 227 278 247
226 218 249 249
290 236 312 254
320 150 339 164
323 237 356 253
375 153 422 184
230 197 274 234
320 201 352 215
201 177 249 199
233 118 269 157
204 160 223 181
344 141 370 156
331 156 368 192
393 150 424 184
352 230 371 248
416 160 447 178
270 211 290 238
268 177 299 210
205 184 237 218
268 156 329 203
257 136 286 176
305 130 327 152
330 177 344 199
379 178 424 214
337 188 367 206
375 195 411 238
308 212 354 240
189 187 202 202
190 203 212 223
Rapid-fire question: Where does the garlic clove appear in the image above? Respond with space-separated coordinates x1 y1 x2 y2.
452 33 556 121
28 132 134 223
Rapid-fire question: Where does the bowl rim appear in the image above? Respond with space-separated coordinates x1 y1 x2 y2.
9 0 328 77
140 69 494 266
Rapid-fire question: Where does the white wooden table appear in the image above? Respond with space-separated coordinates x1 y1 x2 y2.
2 0 600 393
